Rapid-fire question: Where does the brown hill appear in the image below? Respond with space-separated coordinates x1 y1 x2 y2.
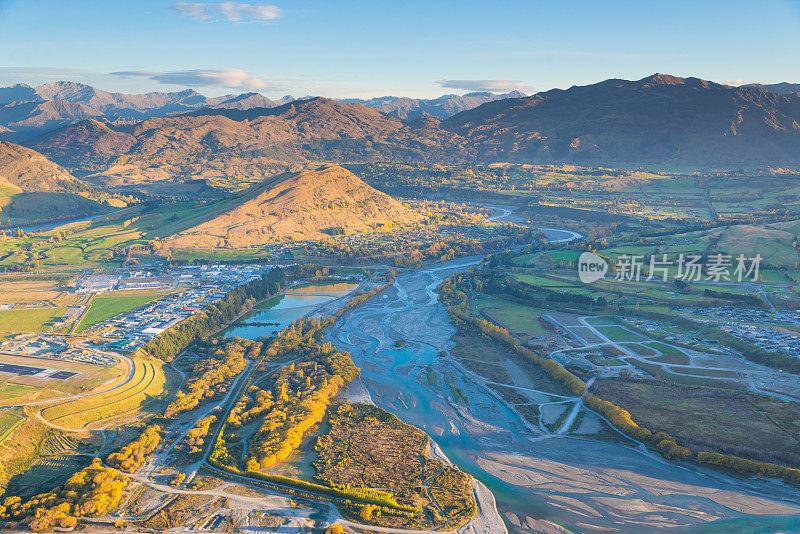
164 164 419 248
0 141 83 191
27 119 136 173
83 97 471 187
0 141 101 220
135 97 470 163
442 74 800 168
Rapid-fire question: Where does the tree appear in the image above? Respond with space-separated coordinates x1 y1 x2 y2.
358 504 376 521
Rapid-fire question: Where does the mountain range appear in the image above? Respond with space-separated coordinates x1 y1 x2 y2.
0 81 523 141
2 74 800 182
340 91 525 120
0 81 296 141
26 98 472 183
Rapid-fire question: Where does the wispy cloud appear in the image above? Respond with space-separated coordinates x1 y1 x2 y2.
437 79 531 93
173 2 281 23
111 69 271 90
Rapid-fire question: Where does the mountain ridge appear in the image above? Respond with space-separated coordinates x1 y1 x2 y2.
338 91 525 119
0 81 523 141
441 73 800 167
6 74 800 173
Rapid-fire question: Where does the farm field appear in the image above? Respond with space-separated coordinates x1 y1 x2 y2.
472 295 550 337
0 276 78 307
0 307 67 333
656 223 800 269
512 273 579 288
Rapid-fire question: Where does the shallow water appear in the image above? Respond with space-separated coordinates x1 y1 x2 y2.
326 257 800 532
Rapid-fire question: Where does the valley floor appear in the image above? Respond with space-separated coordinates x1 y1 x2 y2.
326 256 800 533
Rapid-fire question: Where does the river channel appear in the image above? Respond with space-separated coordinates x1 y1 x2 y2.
223 221 800 532
324 260 800 533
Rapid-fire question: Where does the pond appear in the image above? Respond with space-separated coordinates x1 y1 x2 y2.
222 281 358 339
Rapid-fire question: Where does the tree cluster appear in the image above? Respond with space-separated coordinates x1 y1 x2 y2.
164 339 254 418
0 459 129 531
106 425 162 473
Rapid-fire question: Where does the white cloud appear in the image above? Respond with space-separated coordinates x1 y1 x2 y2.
723 78 756 87
112 69 271 90
437 79 531 93
173 2 281 23
173 2 212 20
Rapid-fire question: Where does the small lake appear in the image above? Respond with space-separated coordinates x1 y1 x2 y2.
223 281 358 339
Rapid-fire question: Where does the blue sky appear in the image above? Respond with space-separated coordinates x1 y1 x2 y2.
1 0 798 98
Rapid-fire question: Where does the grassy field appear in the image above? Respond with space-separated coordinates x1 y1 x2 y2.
4 453 93 500
511 252 540 266
669 366 740 378
587 354 626 367
541 250 583 264
0 307 67 333
0 408 24 443
593 378 800 467
513 273 579 288
0 414 52 495
0 382 58 406
595 325 647 342
657 223 800 269
75 291 164 332
649 353 691 365
170 247 274 263
0 275 78 307
645 341 688 357
473 295 550 337
625 343 658 356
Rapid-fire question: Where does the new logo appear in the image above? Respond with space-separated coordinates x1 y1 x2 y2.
577 251 608 283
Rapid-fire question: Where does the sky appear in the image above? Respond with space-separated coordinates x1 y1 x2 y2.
0 0 799 99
